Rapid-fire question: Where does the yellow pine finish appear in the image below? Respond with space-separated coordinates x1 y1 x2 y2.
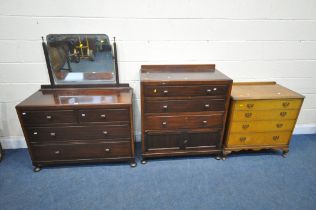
235 99 302 111
226 131 292 146
231 109 300 121
230 120 296 133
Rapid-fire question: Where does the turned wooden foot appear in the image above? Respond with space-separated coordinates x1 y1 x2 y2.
130 162 137 168
141 159 147 164
33 166 41 172
282 150 289 158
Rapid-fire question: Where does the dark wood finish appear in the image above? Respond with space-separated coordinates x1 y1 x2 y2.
0 143 3 162
140 64 232 160
16 87 135 169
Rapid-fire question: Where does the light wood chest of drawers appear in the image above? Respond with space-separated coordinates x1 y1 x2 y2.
16 87 136 171
224 82 304 158
140 64 232 162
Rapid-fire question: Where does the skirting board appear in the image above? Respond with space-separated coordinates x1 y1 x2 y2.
1 124 315 149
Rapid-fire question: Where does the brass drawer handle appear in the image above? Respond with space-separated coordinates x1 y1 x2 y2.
50 132 56 136
272 136 280 141
280 112 287 117
103 131 108 135
276 123 283 128
242 124 250 129
240 137 246 142
105 148 111 152
54 150 60 155
247 104 254 108
282 102 290 107
100 114 106 118
81 113 86 117
245 112 252 118
163 90 168 95
162 105 168 110
162 121 167 126
33 131 38 135
204 104 210 108
46 115 52 120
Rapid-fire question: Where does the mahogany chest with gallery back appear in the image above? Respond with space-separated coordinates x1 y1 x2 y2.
140 64 232 163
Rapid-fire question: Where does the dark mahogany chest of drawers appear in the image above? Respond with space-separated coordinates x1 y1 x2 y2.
16 87 135 171
140 64 232 162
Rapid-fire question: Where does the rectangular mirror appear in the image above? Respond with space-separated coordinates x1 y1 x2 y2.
46 34 117 85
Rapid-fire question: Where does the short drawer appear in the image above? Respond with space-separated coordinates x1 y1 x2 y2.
234 99 302 111
145 130 220 152
19 110 76 125
144 85 228 97
27 125 130 142
31 142 132 161
78 109 129 123
231 109 300 121
230 120 296 133
144 113 224 130
226 131 292 147
144 99 226 113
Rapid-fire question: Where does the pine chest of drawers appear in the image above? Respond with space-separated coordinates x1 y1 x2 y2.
16 87 136 171
224 82 304 158
140 64 232 162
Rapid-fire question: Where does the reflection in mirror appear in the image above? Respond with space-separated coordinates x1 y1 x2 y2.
46 34 116 84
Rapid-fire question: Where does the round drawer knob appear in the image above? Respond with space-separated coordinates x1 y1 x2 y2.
163 90 168 94
204 104 210 108
50 132 56 136
206 89 212 94
33 132 38 135
213 88 217 91
162 105 168 110
183 139 188 144
54 150 60 155
162 121 167 126
202 120 208 124
103 131 108 135
105 148 111 152
46 115 52 120
22 112 26 116
81 113 86 117
100 114 106 118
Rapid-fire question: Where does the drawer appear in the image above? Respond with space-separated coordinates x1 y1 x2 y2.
231 109 300 121
145 130 220 152
144 113 224 130
230 120 296 133
144 99 226 113
226 131 292 146
27 124 130 142
144 85 228 97
31 142 132 161
20 110 76 125
234 99 302 111
78 109 129 123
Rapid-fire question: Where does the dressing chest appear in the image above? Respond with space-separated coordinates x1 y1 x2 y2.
223 82 304 158
16 34 136 171
140 64 232 162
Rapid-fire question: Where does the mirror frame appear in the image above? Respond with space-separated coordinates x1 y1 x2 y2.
42 34 121 88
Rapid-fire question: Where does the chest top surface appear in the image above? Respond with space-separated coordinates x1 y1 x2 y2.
140 64 232 83
231 82 304 100
16 87 132 108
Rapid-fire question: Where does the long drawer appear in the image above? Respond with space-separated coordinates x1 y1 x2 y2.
230 120 296 133
31 142 132 161
231 109 300 121
226 131 292 146
78 109 129 123
27 124 130 142
20 110 76 125
144 113 224 130
144 99 226 113
234 99 302 111
145 130 220 152
144 85 228 97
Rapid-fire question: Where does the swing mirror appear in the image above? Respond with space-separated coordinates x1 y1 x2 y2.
46 34 117 85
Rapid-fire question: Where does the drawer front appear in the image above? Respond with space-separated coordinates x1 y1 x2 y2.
144 99 226 113
234 99 302 111
27 125 130 142
20 110 76 125
230 120 296 133
145 130 220 152
231 109 300 121
226 131 292 146
78 109 129 123
144 114 224 130
144 85 227 97
31 142 132 161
